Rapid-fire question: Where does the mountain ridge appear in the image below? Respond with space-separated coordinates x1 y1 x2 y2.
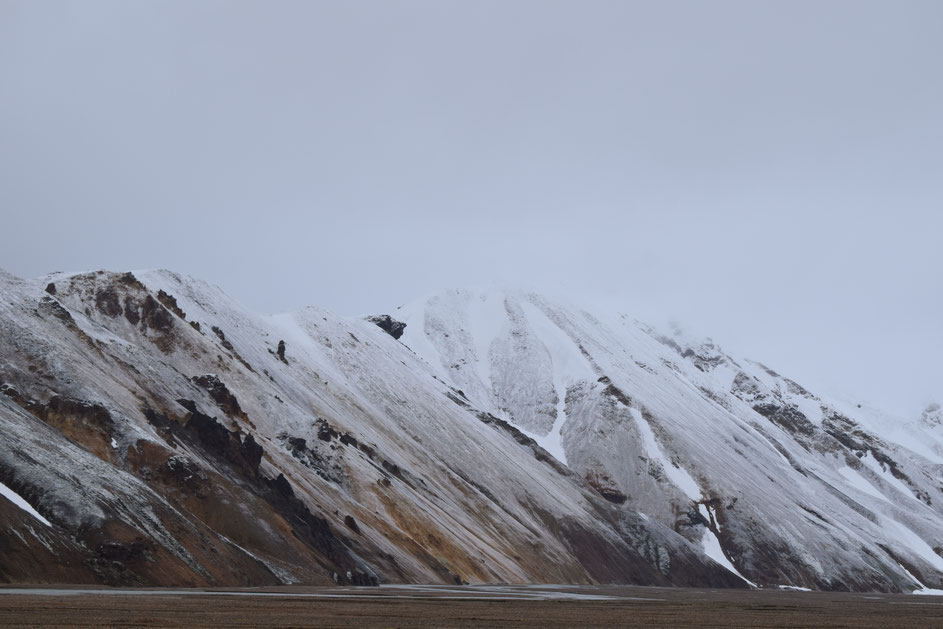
0 269 939 593
394 287 943 593
0 268 738 589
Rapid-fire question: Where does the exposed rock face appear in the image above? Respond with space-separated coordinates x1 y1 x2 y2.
365 314 406 340
0 269 737 589
156 289 187 320
191 375 250 423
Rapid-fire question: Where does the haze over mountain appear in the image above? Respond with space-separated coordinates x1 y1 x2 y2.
2 0 940 596
2 1 941 420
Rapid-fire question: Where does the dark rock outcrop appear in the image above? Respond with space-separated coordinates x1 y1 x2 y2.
156 290 187 320
276 340 287 363
140 294 174 333
366 315 406 340
192 374 250 422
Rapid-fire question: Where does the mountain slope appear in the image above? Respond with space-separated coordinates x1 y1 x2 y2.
0 270 737 588
397 288 943 593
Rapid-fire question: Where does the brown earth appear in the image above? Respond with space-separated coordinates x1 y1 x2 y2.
1 585 942 628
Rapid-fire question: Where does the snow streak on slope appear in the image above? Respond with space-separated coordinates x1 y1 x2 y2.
398 290 597 464
516 300 596 465
697 503 755 587
0 270 741 589
0 481 50 526
399 288 943 593
3 271 942 593
466 290 507 394
629 407 701 502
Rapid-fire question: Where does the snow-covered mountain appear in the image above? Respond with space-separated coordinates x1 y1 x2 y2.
396 288 943 593
0 269 735 588
0 271 939 593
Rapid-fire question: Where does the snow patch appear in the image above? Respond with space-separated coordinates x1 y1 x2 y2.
898 563 943 595
699 521 755 587
630 407 700 501
0 481 51 527
791 395 823 424
466 291 509 392
396 306 443 370
859 452 920 503
882 519 943 574
699 503 722 533
837 465 886 501
515 299 597 465
515 424 567 466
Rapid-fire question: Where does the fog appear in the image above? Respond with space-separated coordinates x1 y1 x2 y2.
1 1 940 417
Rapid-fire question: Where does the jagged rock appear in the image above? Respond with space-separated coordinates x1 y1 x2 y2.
156 290 187 320
276 340 287 363
95 288 123 318
365 314 406 340
192 374 249 422
753 403 816 437
140 294 174 332
211 325 234 350
586 473 629 504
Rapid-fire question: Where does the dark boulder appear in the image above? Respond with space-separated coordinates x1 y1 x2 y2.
365 315 406 340
276 340 287 363
344 515 361 534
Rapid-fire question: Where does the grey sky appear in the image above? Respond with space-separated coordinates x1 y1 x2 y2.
1 1 940 417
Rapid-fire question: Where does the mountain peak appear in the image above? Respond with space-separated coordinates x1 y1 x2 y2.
1 268 941 593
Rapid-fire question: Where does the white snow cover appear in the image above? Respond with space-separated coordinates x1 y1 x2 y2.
4 269 749 587
836 466 885 501
0 481 51 527
2 270 942 591
698 502 755 587
631 408 701 501
859 451 922 503
518 300 596 465
399 287 943 592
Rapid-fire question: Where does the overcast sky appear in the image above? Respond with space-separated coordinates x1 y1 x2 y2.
1 1 940 417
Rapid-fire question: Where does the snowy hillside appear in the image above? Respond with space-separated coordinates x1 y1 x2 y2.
0 269 736 588
1 270 939 592
397 288 943 593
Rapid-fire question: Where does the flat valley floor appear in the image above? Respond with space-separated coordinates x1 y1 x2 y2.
1 584 941 628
